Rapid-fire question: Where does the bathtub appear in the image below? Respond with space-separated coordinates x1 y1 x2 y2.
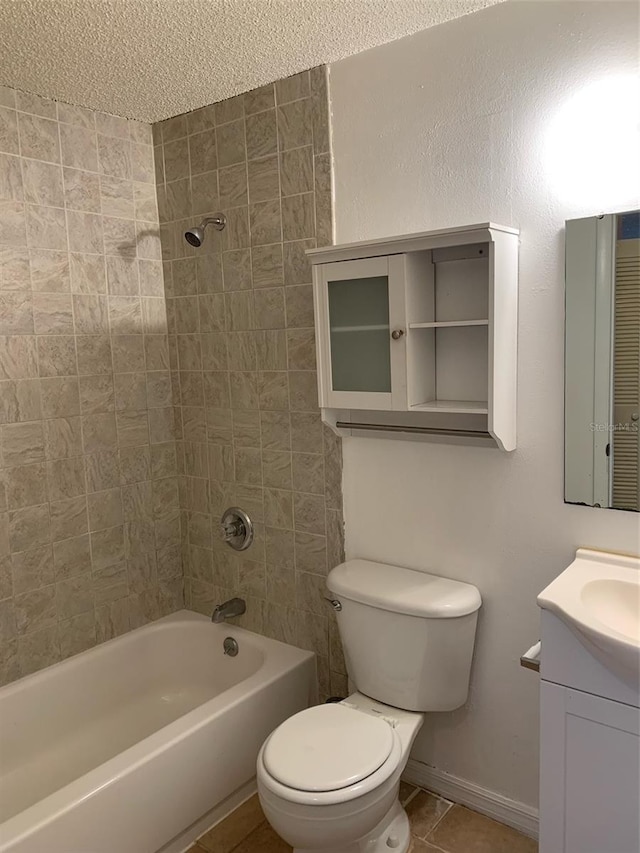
0 610 316 853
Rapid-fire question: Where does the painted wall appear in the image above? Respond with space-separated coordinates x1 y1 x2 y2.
329 1 640 808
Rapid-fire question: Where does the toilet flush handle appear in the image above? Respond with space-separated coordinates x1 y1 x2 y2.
324 597 342 612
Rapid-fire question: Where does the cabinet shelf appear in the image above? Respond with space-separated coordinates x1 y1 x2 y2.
411 400 489 414
410 320 489 329
330 325 389 333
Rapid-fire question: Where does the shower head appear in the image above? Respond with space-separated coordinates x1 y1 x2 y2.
184 214 226 248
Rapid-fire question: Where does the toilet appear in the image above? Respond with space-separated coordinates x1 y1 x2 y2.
257 559 482 853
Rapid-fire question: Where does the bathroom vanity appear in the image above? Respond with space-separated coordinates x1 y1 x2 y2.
537 550 640 853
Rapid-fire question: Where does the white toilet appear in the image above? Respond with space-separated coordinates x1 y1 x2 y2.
257 559 482 853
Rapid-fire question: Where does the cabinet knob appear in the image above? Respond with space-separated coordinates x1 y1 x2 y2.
391 329 405 340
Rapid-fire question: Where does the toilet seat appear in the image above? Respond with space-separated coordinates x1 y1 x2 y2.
257 703 404 807
263 704 395 792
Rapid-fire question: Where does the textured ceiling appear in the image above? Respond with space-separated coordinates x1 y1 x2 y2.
0 0 503 122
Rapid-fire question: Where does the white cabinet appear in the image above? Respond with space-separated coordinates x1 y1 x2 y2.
540 683 640 853
539 611 640 853
310 223 519 450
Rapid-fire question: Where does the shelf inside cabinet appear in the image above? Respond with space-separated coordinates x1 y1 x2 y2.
330 324 389 333
411 400 489 414
410 320 489 329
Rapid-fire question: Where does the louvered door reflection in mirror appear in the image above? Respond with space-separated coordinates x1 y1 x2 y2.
565 210 640 511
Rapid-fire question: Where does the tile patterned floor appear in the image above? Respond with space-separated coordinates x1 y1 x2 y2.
187 783 538 853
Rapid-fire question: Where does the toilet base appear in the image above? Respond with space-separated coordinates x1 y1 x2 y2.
292 798 410 853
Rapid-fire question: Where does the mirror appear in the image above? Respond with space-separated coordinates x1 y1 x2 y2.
565 210 640 511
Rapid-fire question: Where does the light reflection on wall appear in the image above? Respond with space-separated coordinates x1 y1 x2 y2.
546 75 640 206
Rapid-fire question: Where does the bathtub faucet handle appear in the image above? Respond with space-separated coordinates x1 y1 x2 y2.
221 519 243 540
219 507 254 552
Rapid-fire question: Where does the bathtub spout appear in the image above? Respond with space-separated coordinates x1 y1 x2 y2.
212 597 246 623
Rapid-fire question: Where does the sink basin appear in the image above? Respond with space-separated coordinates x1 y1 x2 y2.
538 549 640 688
581 579 640 643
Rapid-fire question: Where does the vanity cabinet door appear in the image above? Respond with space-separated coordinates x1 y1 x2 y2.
314 256 408 410
540 681 640 853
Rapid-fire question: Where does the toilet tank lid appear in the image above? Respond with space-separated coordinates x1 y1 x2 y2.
327 560 482 618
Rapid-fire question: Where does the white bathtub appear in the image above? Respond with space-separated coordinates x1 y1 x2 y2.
0 610 316 853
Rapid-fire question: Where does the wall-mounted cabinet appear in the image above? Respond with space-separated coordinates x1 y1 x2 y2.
309 223 519 450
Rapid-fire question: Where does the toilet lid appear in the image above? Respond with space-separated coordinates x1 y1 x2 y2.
263 704 394 792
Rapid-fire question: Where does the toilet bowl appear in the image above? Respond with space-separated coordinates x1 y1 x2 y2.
257 559 482 853
257 693 423 853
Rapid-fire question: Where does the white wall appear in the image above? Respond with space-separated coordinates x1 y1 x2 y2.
329 0 640 809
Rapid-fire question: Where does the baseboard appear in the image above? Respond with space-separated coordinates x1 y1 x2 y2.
403 759 539 840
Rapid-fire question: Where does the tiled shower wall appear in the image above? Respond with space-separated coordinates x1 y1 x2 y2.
153 67 347 699
0 86 182 685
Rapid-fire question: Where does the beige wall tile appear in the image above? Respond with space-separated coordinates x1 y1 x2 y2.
59 610 96 657
11 544 54 594
246 110 277 161
276 71 310 105
189 131 217 176
59 123 97 172
0 335 38 379
95 112 129 140
0 293 33 335
57 103 95 130
216 120 245 167
50 495 88 542
2 421 45 465
285 284 314 328
3 461 48 510
288 370 318 411
18 624 60 675
294 530 327 575
0 90 175 685
53 533 91 580
0 245 30 289
30 249 71 292
247 155 279 204
44 417 82 459
9 503 50 552
0 107 19 156
281 193 315 242
282 238 314 285
22 159 64 207
69 253 106 295
27 204 67 250
0 200 26 246
0 378 41 424
33 293 74 335
18 113 60 162
280 146 313 197
249 199 282 246
252 244 283 289
0 153 24 202
277 99 312 151
98 135 131 180
244 84 274 116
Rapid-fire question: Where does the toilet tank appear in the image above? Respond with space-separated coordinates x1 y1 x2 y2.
327 560 482 712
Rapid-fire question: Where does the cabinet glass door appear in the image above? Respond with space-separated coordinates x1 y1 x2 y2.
328 274 391 393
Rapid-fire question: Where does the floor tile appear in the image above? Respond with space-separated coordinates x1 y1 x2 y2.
428 805 538 853
197 794 265 853
406 789 453 839
399 780 418 804
232 821 293 852
409 841 445 852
